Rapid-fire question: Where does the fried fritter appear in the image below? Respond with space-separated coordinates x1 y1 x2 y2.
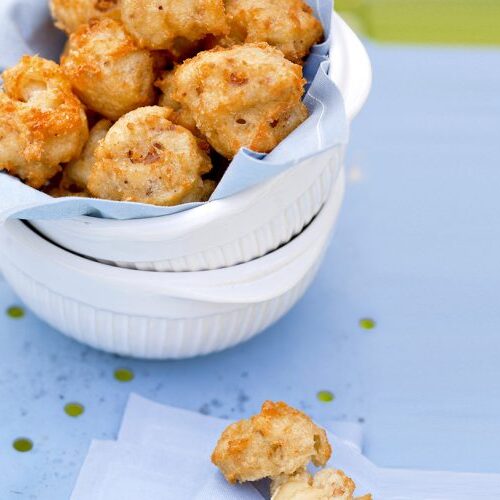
47 186 90 197
121 0 228 54
270 469 315 497
174 43 308 159
272 469 373 500
61 119 112 191
50 0 121 34
222 0 323 63
211 401 331 484
271 469 369 500
156 71 199 135
87 106 213 205
312 469 356 499
0 56 88 188
61 18 156 120
180 179 216 202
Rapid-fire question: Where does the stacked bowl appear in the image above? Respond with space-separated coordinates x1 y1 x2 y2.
0 14 371 359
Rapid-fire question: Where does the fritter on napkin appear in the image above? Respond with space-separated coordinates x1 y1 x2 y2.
212 401 372 500
212 401 331 483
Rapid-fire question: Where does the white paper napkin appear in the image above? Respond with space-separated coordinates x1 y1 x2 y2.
71 440 263 500
71 394 500 499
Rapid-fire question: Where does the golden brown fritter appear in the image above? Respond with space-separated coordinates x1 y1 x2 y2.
87 106 213 205
222 0 323 63
61 119 112 191
180 179 216 202
174 43 308 159
156 71 199 135
312 469 356 499
0 56 88 188
61 18 156 120
270 469 315 497
211 401 331 484
121 0 228 54
50 0 122 34
272 469 372 500
47 186 91 197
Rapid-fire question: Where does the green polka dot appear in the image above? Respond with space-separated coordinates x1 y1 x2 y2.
114 368 134 382
64 402 85 417
359 318 376 330
317 390 335 403
13 438 33 452
7 306 25 319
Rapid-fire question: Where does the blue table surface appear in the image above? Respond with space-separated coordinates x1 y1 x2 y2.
1 41 500 499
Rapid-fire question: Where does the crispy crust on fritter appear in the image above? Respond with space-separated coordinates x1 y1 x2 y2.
156 70 199 135
61 118 112 191
50 0 122 34
121 0 228 53
211 401 331 484
47 186 91 197
61 18 156 120
87 106 212 205
271 468 371 500
173 43 308 159
179 178 216 202
221 0 323 63
0 56 88 188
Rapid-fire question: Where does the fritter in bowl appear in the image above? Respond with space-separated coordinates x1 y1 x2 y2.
47 186 91 198
61 18 156 120
50 0 122 34
61 118 112 191
87 106 213 205
0 56 88 188
211 401 331 484
222 0 324 63
174 43 308 159
121 0 228 54
156 70 199 135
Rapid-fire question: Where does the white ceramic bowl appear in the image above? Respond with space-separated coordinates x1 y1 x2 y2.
0 170 345 359
30 14 370 272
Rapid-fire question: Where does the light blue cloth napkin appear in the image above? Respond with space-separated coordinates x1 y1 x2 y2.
0 0 348 221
